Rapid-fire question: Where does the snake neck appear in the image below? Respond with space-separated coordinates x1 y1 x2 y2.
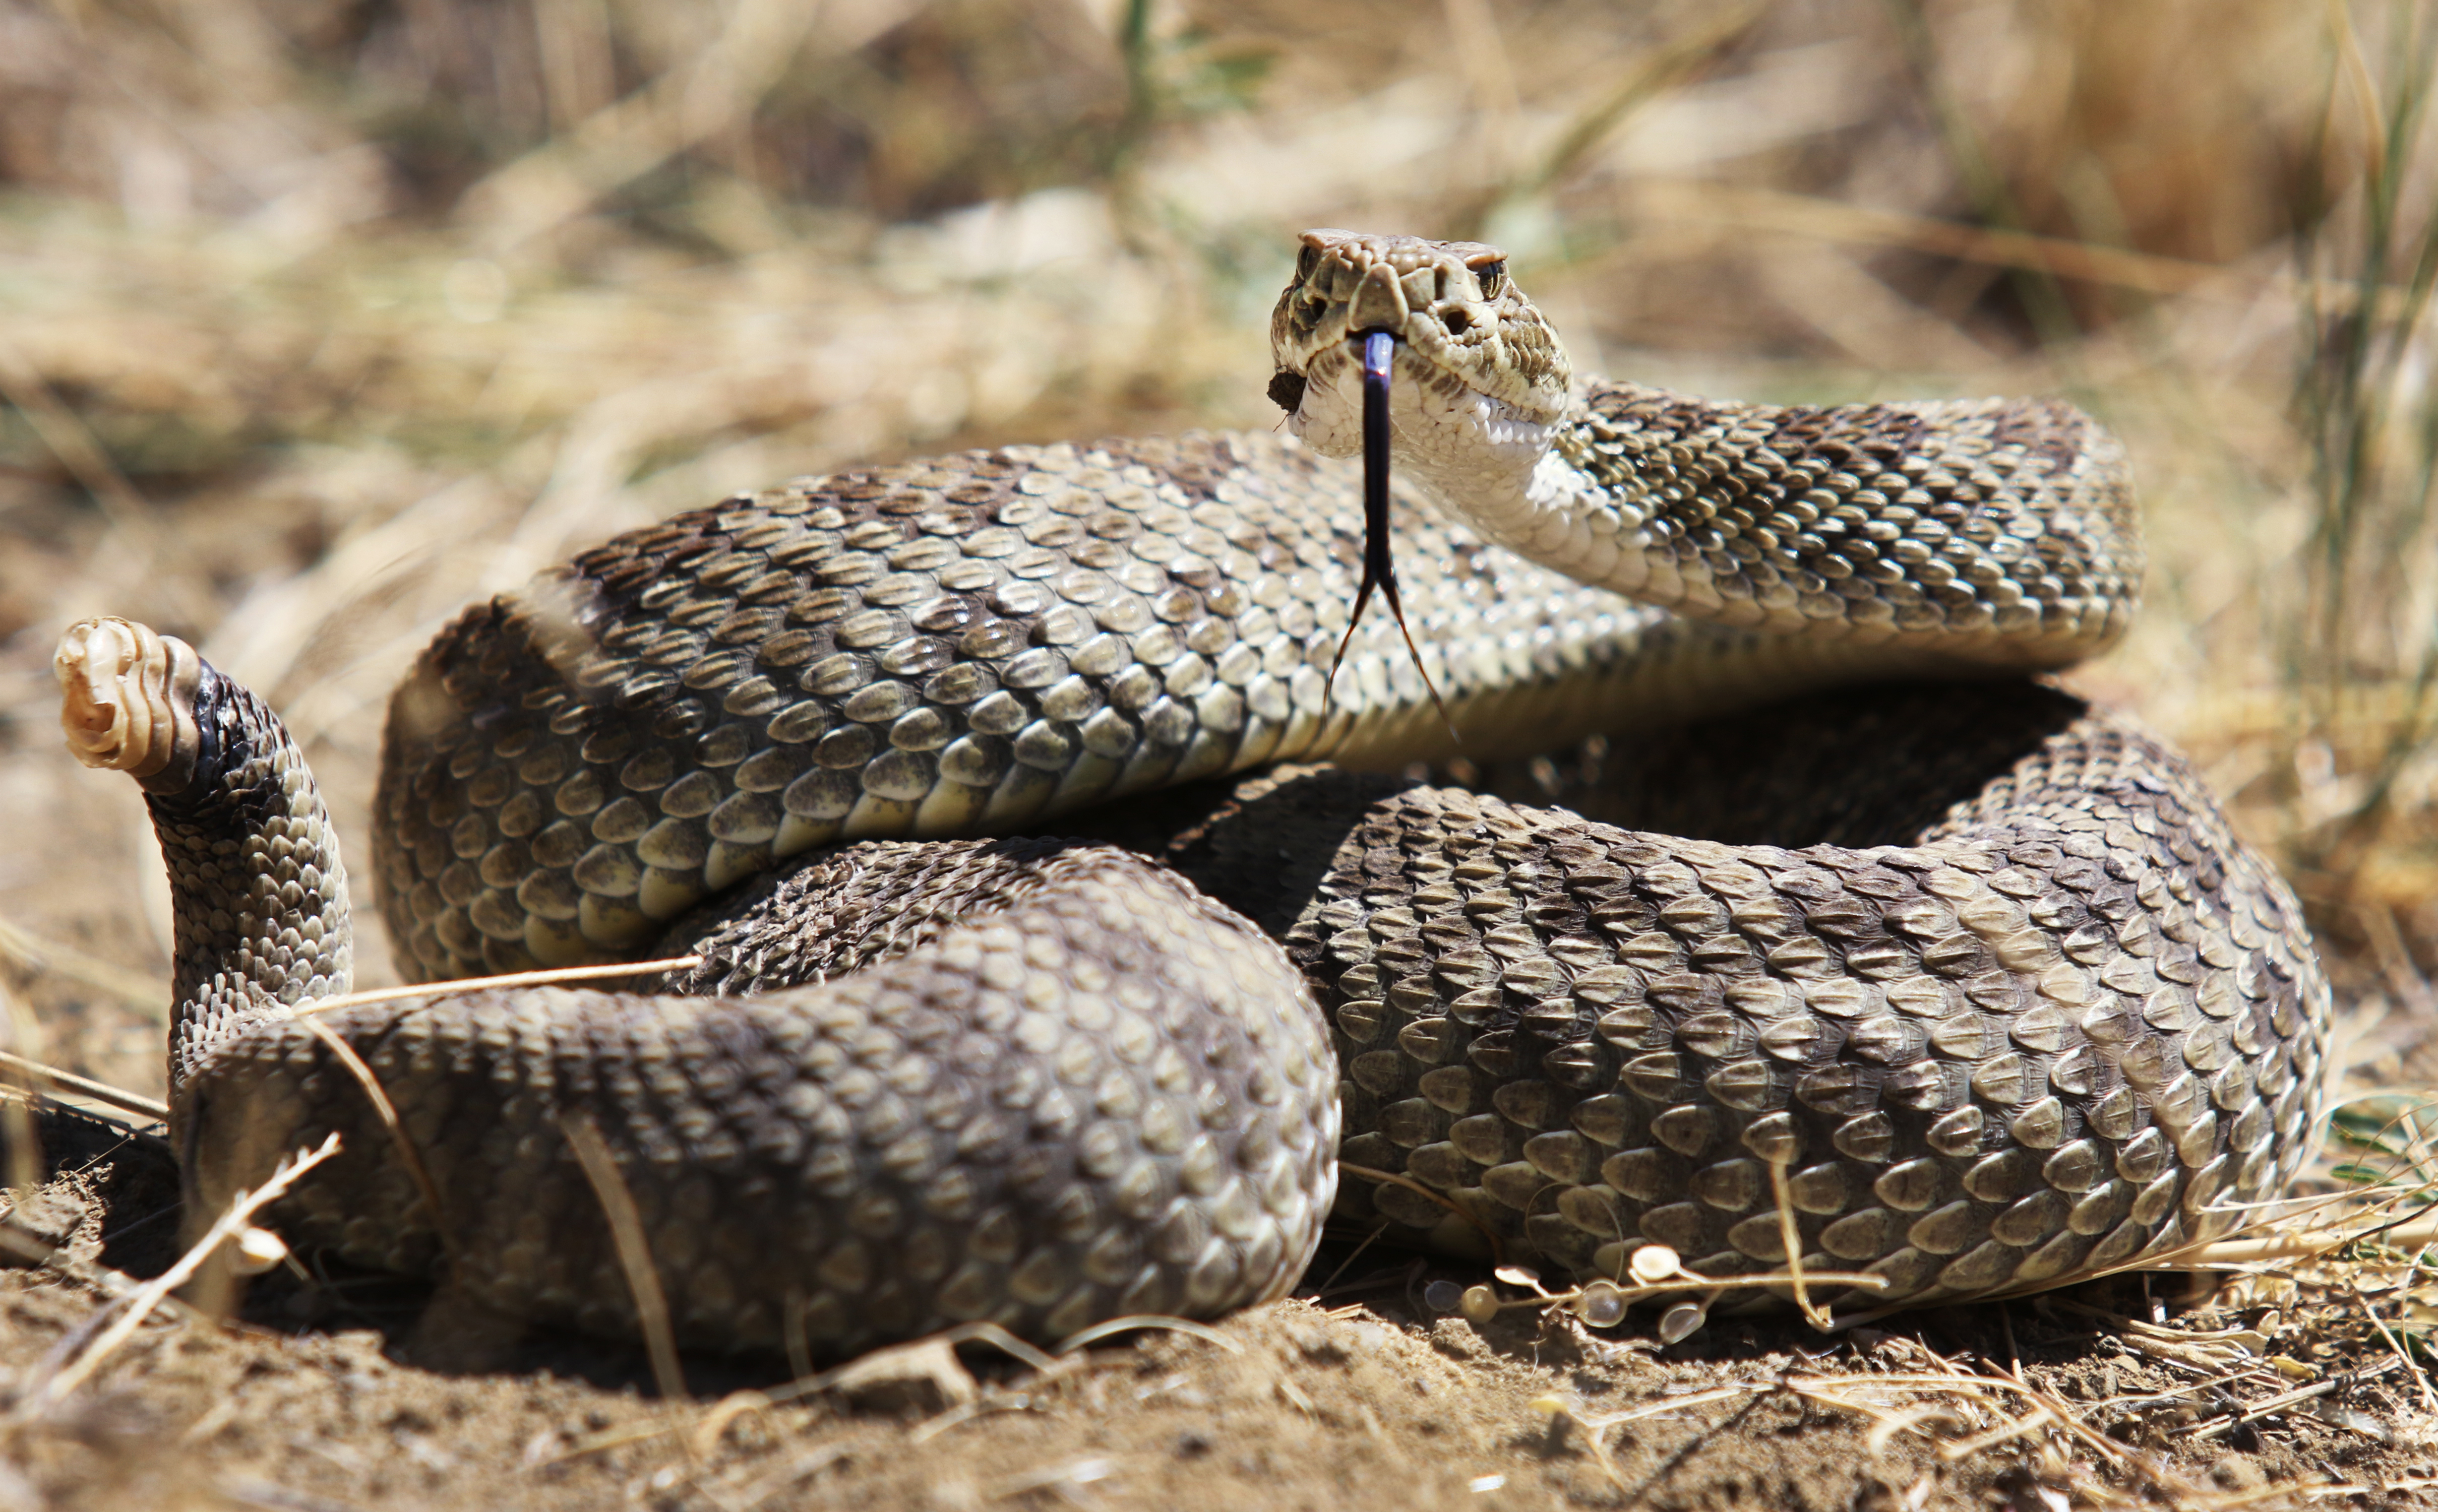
1580 383 2132 663
1271 231 2146 672
1385 377 2145 673
56 622 355 1092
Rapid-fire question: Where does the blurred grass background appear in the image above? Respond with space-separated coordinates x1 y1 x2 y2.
0 0 2432 1095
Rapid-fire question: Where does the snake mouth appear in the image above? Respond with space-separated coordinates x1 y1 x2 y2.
1268 229 1571 441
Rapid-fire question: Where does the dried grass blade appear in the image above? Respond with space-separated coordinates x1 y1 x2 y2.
1053 1315 1241 1357
2184 1377 2339 1440
760 1321 1059 1409
293 1016 455 1264
0 916 169 1017
298 957 702 1017
1766 1156 1829 1330
559 1113 688 1409
15 1132 340 1417
1936 1405 2054 1461
1338 1162 1503 1263
0 1048 169 1121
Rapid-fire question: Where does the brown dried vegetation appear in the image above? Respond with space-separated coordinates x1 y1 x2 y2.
2 1 2436 1506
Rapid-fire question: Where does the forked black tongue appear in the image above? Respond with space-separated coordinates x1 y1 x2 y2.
1325 330 1457 741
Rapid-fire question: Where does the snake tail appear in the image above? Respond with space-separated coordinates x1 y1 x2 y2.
57 617 1338 1358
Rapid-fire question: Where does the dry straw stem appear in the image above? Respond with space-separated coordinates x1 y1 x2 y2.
1625 179 2438 325
296 956 704 1017
1765 1369 2185 1502
1479 1257 1888 1325
0 332 164 546
2348 1270 2438 1418
1540 1343 2397 1506
2182 1374 2349 1442
1629 180 2245 299
559 1112 689 1411
1306 1218 1394 1297
1337 1161 1504 1263
0 916 173 1018
536 1315 1237 1474
10 1132 340 1419
1765 1155 1829 1329
0 1048 168 1121
459 0 879 250
1052 1314 1242 1357
1462 0 1770 232
0 1207 201 1324
744 1314 1241 1414
2179 1206 2438 1268
0 333 207 630
292 1015 456 1268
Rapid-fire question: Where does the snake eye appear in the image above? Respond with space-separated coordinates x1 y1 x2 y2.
1267 370 1307 414
1474 260 1506 297
1295 244 1321 283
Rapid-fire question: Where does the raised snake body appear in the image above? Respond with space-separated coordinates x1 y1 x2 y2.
55 232 2328 1358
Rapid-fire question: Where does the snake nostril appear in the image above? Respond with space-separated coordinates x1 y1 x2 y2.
1444 308 1472 335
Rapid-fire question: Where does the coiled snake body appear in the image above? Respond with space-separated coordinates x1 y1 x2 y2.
57 232 2327 1359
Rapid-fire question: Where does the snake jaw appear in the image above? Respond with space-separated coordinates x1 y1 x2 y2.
1285 334 1559 521
1270 228 1572 437
1269 230 1571 519
54 615 203 789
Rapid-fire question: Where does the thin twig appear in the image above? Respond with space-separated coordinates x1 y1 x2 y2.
1337 1163 1504 1263
297 957 703 1017
0 1049 169 1121
2183 1377 2341 1440
1310 1222 1392 1297
0 336 206 621
559 1113 689 1410
1053 1315 1242 1356
14 1132 341 1417
1766 1156 1829 1330
0 917 168 1016
758 1321 1057 1406
2349 1272 2438 1417
293 1017 456 1265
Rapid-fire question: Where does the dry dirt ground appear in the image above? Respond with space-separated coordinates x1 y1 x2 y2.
1 1087 2436 1512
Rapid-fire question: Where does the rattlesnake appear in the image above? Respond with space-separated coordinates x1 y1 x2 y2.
56 231 2327 1359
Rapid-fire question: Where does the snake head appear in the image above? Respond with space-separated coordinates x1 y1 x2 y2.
1267 230 1572 475
55 616 206 792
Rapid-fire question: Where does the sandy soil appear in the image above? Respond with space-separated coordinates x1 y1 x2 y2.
0 1077 2431 1511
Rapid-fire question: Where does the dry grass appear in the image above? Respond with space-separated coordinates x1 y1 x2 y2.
3 0 2438 1505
